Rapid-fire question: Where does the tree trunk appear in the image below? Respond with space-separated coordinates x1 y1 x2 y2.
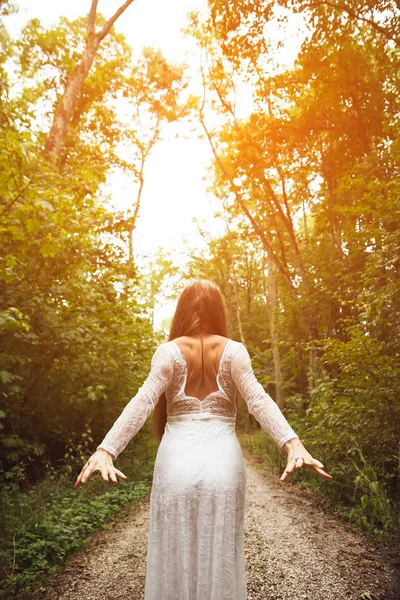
263 252 283 409
44 42 99 159
43 0 136 160
297 345 307 397
308 344 320 393
231 262 245 345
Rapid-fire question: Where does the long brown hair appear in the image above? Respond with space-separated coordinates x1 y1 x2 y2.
151 279 229 442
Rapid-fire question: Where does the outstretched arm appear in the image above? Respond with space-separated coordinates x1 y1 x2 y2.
231 343 298 448
231 343 332 482
96 342 173 460
74 343 173 489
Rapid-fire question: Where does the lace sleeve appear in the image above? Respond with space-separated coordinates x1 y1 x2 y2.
231 343 298 448
96 343 173 459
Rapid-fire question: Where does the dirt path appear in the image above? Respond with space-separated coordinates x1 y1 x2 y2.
23 455 399 600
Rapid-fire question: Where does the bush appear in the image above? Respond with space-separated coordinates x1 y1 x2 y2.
0 424 158 596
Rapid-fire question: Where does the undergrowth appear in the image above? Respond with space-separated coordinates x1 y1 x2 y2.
0 424 158 597
239 425 400 543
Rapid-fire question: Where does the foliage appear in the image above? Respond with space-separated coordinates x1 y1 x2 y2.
0 6 188 490
0 5 399 596
0 6 190 590
0 422 157 595
184 0 400 538
0 119 154 484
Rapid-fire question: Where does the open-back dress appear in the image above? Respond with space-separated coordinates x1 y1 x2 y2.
97 338 298 600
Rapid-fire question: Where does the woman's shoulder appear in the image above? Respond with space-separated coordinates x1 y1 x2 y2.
168 336 245 359
171 334 229 350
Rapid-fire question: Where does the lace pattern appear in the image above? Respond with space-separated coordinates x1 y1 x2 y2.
145 417 247 599
97 338 298 458
165 339 237 417
96 337 298 599
96 342 173 459
230 342 298 448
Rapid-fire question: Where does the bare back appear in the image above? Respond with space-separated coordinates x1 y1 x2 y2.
172 335 230 402
97 334 299 458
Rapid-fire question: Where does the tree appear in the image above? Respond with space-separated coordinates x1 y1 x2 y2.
117 47 188 282
0 9 188 485
43 0 136 160
182 0 400 532
16 14 133 179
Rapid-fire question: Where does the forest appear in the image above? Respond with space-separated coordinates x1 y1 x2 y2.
0 0 399 595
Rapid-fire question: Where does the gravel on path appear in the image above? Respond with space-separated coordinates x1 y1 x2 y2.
20 454 399 600
243 453 399 600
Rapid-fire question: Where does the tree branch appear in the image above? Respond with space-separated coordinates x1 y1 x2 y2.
97 0 136 42
86 0 99 36
303 1 400 47
199 107 296 295
0 179 34 218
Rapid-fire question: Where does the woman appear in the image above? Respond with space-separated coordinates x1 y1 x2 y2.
74 279 332 599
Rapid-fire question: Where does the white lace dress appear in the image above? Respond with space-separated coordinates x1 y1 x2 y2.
97 339 298 600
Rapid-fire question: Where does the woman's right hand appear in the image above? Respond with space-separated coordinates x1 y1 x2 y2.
73 448 128 489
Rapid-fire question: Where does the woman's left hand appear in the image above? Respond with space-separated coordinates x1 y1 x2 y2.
280 439 333 481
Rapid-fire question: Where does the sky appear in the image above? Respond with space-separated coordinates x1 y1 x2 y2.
6 0 305 327
7 0 221 253
7 0 224 326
